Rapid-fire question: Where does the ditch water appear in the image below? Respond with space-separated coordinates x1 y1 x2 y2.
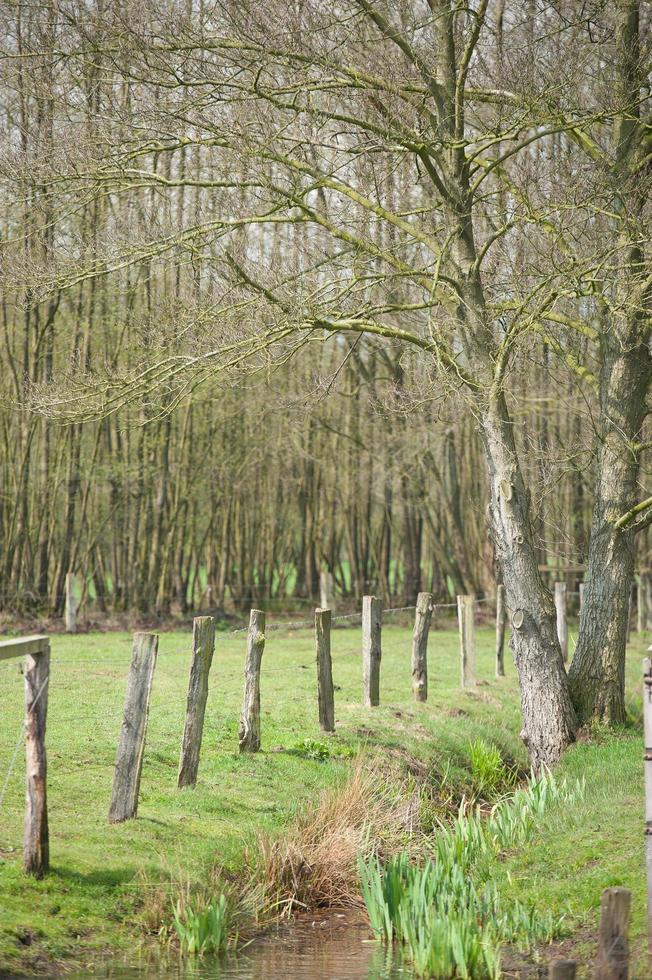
65 915 414 979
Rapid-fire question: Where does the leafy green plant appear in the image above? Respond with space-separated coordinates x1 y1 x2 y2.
467 739 515 799
290 737 355 760
358 771 581 978
292 738 332 760
172 894 230 957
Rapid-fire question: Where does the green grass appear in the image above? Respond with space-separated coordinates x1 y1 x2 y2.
0 619 647 974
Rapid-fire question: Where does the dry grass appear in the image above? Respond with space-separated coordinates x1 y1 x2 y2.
135 744 516 941
243 758 414 918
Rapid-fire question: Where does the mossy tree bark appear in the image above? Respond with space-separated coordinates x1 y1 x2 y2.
568 0 652 725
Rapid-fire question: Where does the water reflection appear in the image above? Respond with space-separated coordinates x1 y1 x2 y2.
67 916 413 979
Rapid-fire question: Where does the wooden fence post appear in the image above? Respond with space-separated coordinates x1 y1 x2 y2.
579 582 585 615
65 572 79 634
24 643 50 877
319 570 334 611
554 581 568 662
495 584 506 678
457 595 476 688
644 657 652 969
639 575 649 633
411 592 433 701
239 609 265 752
315 608 335 732
597 886 630 980
178 616 215 789
362 595 382 707
549 961 576 979
108 633 158 823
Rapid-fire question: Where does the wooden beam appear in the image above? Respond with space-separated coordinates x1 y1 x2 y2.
0 636 50 661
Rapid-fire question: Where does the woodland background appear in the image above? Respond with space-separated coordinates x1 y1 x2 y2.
0 0 649 625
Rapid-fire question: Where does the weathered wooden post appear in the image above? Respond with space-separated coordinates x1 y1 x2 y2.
0 636 51 877
548 961 576 980
495 584 506 678
639 575 649 633
24 643 50 877
319 570 334 612
457 595 476 688
554 581 568 662
362 595 382 707
597 886 630 979
644 657 652 968
178 616 215 788
579 582 585 614
64 572 79 634
108 633 159 823
315 608 335 732
411 592 433 701
239 609 265 752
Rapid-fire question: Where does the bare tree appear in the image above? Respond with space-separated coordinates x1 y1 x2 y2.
2 0 651 761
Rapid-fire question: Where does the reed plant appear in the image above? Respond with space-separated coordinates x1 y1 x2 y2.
172 894 230 957
358 769 581 978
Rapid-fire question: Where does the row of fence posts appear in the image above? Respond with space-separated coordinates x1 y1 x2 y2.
108 593 486 821
1 604 646 975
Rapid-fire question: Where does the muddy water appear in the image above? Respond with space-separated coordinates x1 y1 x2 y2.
67 915 414 979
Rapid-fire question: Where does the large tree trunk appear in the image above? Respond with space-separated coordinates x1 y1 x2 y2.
568 335 650 723
568 0 652 724
415 0 578 766
482 391 577 766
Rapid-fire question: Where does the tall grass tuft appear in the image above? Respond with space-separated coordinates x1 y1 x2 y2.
359 769 581 978
467 739 516 800
245 760 408 917
172 894 230 957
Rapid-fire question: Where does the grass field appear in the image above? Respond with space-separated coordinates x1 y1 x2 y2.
0 615 647 975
